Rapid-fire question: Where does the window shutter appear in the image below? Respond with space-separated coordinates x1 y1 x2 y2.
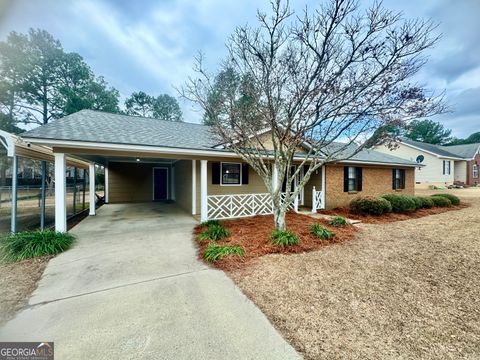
241 163 249 185
356 167 363 191
401 169 406 189
392 169 396 189
443 161 445 175
343 166 349 192
212 162 220 184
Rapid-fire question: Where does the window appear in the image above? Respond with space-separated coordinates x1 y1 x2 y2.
347 167 356 192
474 164 479 179
344 166 362 192
443 160 451 175
392 169 405 190
221 162 241 185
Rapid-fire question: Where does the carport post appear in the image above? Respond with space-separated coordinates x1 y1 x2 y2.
104 162 109 204
40 161 47 230
10 155 18 233
191 160 196 215
89 163 95 216
54 153 67 232
200 160 208 222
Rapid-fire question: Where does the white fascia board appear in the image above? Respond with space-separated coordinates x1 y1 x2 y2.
23 137 419 167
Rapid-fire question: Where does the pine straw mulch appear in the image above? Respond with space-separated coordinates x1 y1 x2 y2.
194 212 359 270
0 255 52 325
318 203 469 224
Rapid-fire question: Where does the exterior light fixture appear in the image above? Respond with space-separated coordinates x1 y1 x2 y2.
136 158 140 162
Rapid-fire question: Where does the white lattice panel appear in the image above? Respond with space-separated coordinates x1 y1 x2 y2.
207 193 295 220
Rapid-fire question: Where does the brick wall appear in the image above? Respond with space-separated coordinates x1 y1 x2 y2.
324 164 415 209
466 153 480 186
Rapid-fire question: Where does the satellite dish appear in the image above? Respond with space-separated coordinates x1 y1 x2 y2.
416 155 424 163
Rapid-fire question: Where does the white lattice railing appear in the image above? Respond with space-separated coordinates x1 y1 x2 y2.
207 192 296 220
312 186 324 212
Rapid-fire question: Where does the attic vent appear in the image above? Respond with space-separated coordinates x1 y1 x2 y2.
416 155 424 163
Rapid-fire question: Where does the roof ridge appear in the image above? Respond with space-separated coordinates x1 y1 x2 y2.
79 109 209 127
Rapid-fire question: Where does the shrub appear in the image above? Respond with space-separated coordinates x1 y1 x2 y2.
0 230 74 262
201 219 220 227
203 243 244 262
407 196 423 210
433 193 460 206
310 224 335 240
417 196 434 209
381 194 416 213
329 216 348 227
430 195 452 207
271 229 299 246
199 224 229 241
349 196 392 216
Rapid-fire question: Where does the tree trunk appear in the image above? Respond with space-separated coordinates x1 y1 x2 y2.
273 203 287 231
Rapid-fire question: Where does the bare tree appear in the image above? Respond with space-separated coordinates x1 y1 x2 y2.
181 0 445 230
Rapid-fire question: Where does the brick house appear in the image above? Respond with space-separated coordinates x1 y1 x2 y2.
2 110 419 232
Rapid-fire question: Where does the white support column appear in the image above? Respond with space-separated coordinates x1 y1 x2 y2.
300 165 305 206
171 165 176 201
200 160 208 222
191 160 196 215
321 165 326 209
104 163 109 203
10 155 18 233
89 163 96 216
54 153 67 232
312 186 317 213
272 163 279 192
294 194 299 213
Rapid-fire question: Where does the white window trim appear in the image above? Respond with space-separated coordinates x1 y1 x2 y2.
443 160 451 175
473 164 479 178
220 162 242 186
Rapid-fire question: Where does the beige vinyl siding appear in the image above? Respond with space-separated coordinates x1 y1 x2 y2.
303 167 323 207
108 162 157 203
374 143 455 185
454 160 467 183
174 160 192 213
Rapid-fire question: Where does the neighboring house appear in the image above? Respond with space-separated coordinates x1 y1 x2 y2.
374 138 480 187
1 110 420 232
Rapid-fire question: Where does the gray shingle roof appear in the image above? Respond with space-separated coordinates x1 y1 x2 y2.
443 143 480 159
22 110 219 150
401 138 480 159
21 110 418 166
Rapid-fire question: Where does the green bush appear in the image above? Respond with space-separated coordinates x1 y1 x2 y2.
201 219 220 227
271 229 299 246
199 224 229 241
310 224 335 240
349 196 392 215
203 243 245 262
381 194 416 213
329 216 348 227
433 193 460 206
0 230 74 262
417 196 434 209
430 195 452 207
408 196 423 210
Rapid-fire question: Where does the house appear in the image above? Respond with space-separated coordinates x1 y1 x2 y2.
1 110 420 232
374 138 480 187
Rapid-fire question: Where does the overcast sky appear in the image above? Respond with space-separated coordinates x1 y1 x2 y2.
0 0 478 137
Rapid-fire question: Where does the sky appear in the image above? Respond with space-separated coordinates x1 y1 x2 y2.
0 0 478 138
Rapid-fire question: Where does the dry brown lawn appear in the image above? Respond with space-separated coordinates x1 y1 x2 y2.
229 188 480 359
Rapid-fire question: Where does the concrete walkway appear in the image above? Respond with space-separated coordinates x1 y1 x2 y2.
0 203 299 359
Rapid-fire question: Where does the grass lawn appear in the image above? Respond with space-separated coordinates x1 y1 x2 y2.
228 187 480 359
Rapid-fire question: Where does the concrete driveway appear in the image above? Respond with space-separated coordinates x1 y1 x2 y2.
0 203 299 359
